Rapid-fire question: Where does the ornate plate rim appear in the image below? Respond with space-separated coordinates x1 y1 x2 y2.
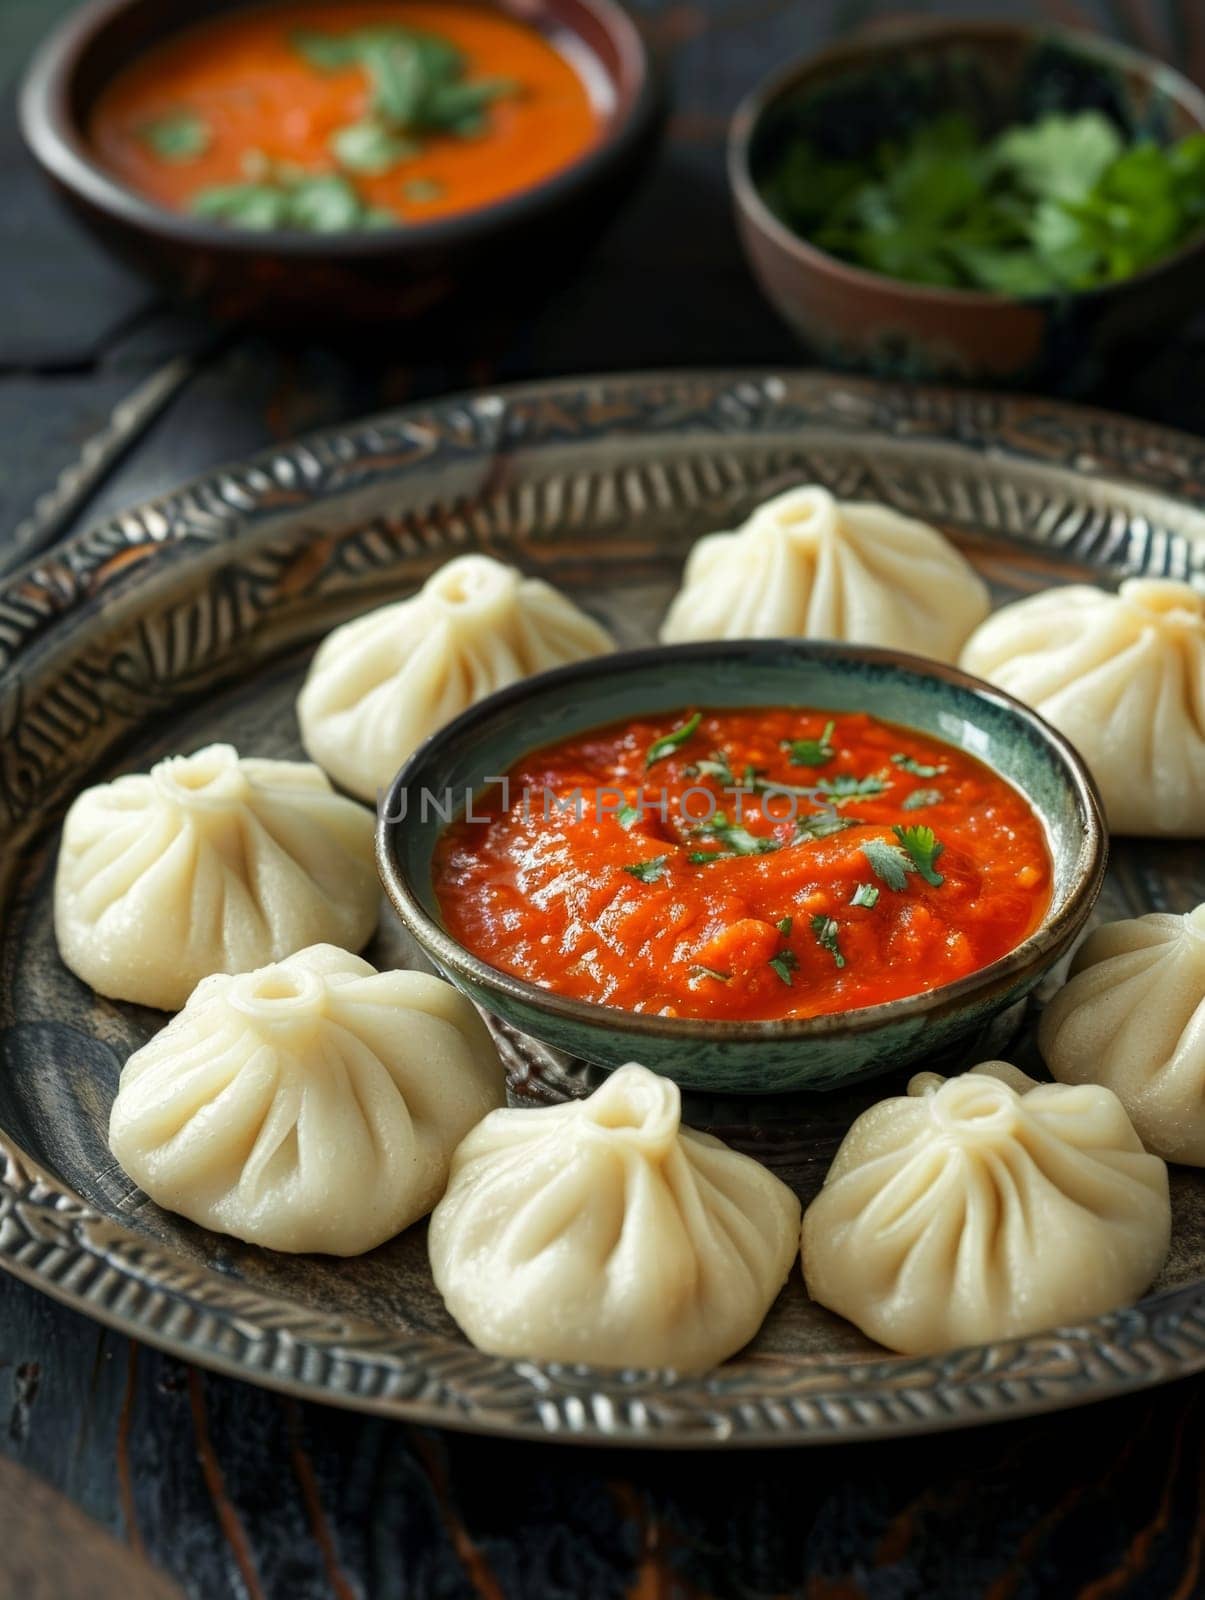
2 367 1204 1448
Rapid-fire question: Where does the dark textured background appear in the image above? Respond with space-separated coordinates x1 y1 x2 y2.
2 1 1204 1595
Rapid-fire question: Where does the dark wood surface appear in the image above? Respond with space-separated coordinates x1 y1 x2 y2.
3 1 1205 1595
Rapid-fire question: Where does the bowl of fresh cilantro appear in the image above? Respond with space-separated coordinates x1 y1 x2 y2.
728 22 1205 388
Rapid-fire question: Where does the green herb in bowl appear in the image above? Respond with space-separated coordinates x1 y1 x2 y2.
292 24 518 173
761 110 1205 295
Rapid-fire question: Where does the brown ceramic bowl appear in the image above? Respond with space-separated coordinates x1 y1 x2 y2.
729 22 1205 390
20 0 661 328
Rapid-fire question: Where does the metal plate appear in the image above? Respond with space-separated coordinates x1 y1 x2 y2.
2 370 1204 1449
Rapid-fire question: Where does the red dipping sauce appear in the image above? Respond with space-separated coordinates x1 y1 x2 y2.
433 708 1053 1022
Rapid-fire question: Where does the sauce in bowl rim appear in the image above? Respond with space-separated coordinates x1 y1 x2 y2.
377 639 1108 1047
19 0 656 251
88 0 608 231
432 702 1056 1023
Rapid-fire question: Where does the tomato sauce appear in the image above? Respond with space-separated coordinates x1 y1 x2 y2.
89 2 600 225
433 708 1053 1022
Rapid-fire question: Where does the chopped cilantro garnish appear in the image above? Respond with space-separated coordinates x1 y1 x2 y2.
850 882 880 908
294 25 515 142
687 752 735 785
191 172 383 232
646 714 702 767
692 965 731 982
862 826 946 891
688 811 779 862
755 775 838 803
769 948 799 985
776 916 793 936
141 111 210 162
783 720 836 767
894 824 945 887
617 803 640 831
902 788 943 811
794 810 860 842
331 119 418 173
861 837 915 892
815 772 887 803
759 108 1205 296
811 915 846 968
623 855 667 884
892 752 946 778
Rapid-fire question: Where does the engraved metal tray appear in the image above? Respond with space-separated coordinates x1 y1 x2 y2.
2 371 1204 1448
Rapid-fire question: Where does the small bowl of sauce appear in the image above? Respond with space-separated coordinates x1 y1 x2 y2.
21 0 659 324
378 639 1107 1094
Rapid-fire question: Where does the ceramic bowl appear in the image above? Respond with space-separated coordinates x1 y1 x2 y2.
377 640 1107 1094
728 22 1205 391
19 0 660 328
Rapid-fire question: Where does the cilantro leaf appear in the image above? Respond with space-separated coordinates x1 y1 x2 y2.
783 721 836 767
815 773 887 803
850 882 879 908
1028 197 1100 286
362 36 430 126
994 111 1123 203
769 948 799 985
759 107 1205 297
753 775 837 802
331 119 418 173
291 27 365 69
291 24 514 148
646 714 701 767
891 752 945 778
861 837 914 892
811 915 846 969
287 174 366 232
191 172 387 233
794 810 860 842
190 183 292 230
894 824 945 887
902 787 943 811
141 111 210 162
617 803 640 831
689 811 778 861
623 855 667 884
776 916 793 936
686 751 735 786
946 245 1061 297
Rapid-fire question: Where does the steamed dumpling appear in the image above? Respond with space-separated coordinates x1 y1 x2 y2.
1040 904 1205 1165
109 945 506 1254
55 744 378 1011
801 1062 1169 1354
960 578 1205 836
429 1062 800 1371
660 485 990 662
297 553 613 801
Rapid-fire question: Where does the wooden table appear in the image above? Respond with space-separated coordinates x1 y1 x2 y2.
2 0 1204 1594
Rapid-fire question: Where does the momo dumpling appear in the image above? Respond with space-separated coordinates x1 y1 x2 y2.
660 485 989 662
297 553 614 801
960 578 1205 836
429 1062 800 1372
55 744 378 1011
801 1062 1169 1355
109 945 506 1255
1040 904 1205 1165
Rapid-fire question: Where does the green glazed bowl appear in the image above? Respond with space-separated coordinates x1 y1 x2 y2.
376 641 1106 1093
